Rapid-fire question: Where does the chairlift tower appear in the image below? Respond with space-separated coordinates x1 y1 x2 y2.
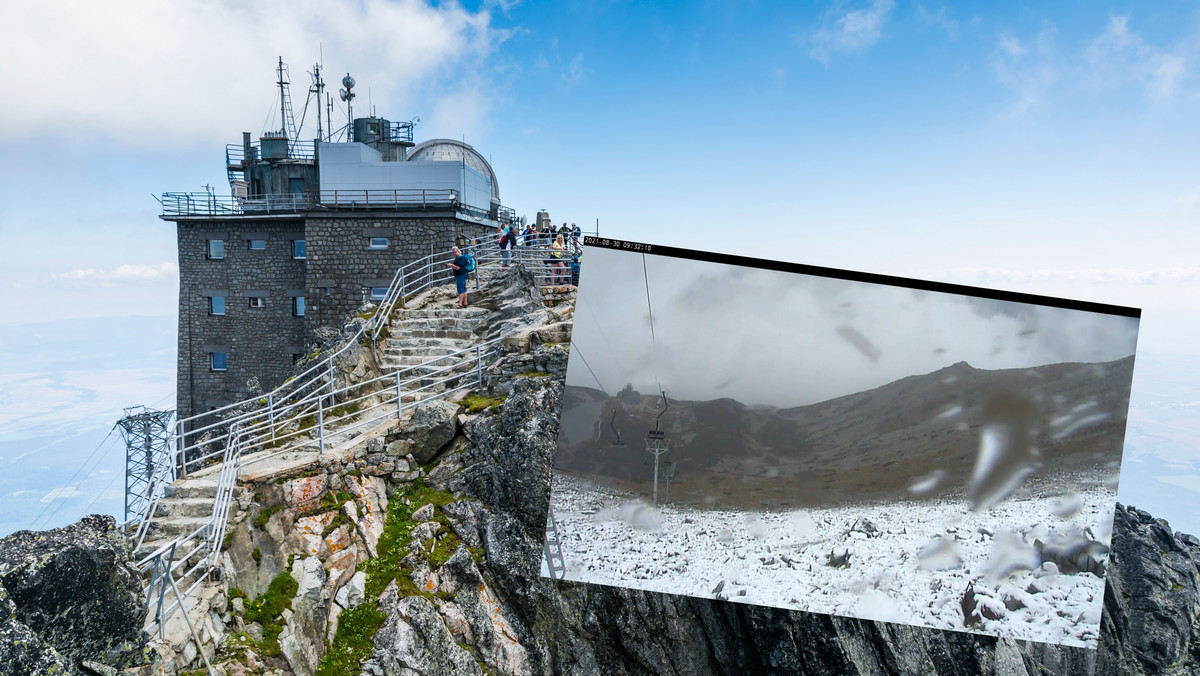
117 406 175 523
644 391 671 508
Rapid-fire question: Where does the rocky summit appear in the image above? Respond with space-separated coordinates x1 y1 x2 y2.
0 514 151 675
2 266 1200 675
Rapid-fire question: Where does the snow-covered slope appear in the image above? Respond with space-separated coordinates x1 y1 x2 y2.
548 472 1114 648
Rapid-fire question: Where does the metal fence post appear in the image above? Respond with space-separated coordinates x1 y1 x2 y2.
267 393 275 444
326 360 335 407
317 396 325 455
395 371 404 419
476 344 483 386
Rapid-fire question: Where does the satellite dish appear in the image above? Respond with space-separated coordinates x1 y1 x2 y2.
339 89 349 102
342 74 355 89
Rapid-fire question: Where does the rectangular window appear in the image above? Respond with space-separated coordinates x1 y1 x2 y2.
293 239 306 259
369 237 389 250
248 297 266 308
208 296 225 315
370 287 387 302
207 239 224 260
211 353 227 371
292 353 301 364
248 239 266 251
293 296 305 316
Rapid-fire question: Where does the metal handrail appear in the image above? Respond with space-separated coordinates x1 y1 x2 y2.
132 238 503 545
173 238 498 464
160 188 482 217
130 226 577 632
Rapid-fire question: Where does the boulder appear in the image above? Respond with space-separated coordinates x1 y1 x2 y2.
0 514 150 672
405 400 461 463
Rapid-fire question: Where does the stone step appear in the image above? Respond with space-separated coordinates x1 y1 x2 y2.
386 328 478 341
384 337 474 350
389 317 484 332
153 497 216 520
381 353 471 366
382 345 461 357
135 535 203 562
166 479 221 500
143 516 214 541
394 307 488 319
381 363 476 381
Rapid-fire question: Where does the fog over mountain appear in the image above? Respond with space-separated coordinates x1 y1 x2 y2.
557 355 1133 511
567 247 1139 409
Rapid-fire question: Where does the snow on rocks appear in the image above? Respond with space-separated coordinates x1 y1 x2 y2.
549 473 1115 648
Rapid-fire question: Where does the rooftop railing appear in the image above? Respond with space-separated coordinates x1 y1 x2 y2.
160 189 490 217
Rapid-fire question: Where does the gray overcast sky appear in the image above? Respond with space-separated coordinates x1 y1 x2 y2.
567 247 1141 407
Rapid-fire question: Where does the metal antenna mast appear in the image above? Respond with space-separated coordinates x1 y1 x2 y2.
276 57 298 142
117 406 175 524
339 74 356 139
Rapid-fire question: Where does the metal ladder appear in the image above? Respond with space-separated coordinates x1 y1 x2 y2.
544 505 567 580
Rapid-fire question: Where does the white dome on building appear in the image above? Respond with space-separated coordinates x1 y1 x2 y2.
407 139 499 203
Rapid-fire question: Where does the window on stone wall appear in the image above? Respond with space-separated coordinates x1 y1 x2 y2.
370 287 387 302
208 296 225 315
248 297 266 308
293 239 306 259
207 239 224 260
248 239 266 251
293 296 305 316
292 353 302 364
211 353 227 371
369 237 389 250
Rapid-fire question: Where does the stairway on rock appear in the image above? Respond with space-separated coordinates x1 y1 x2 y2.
379 297 490 403
133 475 221 585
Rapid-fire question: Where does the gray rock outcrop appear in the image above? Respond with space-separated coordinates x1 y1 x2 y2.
0 514 151 675
405 400 461 464
366 595 483 676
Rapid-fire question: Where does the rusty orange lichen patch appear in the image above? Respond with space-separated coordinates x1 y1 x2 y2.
296 512 336 555
288 475 328 508
426 580 436 591
325 525 351 553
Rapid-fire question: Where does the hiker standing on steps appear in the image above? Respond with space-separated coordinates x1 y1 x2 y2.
498 224 514 269
447 246 471 307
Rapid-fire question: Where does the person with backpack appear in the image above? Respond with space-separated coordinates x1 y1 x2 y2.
497 224 514 269
446 245 473 307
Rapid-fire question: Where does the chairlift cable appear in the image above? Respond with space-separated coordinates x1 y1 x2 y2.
28 427 118 530
641 253 661 393
568 340 607 396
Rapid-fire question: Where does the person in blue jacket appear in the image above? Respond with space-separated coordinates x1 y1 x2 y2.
446 246 471 307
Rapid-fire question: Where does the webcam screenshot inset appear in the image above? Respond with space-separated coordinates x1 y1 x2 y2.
546 237 1139 648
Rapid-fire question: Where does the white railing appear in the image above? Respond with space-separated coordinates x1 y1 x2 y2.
132 236 515 634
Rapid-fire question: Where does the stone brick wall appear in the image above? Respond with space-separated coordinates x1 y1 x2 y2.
175 212 494 424
303 214 492 331
176 219 307 421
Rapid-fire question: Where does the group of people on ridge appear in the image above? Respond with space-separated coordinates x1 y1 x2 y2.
447 220 581 307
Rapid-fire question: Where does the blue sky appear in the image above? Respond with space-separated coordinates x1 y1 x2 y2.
0 1 1198 534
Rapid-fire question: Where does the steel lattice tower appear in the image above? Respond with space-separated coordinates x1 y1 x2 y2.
117 406 175 523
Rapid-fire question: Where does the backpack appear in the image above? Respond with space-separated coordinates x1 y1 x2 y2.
463 253 476 272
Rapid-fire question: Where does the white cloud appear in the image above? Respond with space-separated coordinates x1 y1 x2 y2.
51 262 178 286
564 53 586 86
806 0 895 63
1084 15 1191 103
990 28 1057 115
917 4 959 41
0 0 507 146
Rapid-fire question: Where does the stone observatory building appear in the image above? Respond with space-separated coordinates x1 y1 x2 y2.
161 64 513 424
